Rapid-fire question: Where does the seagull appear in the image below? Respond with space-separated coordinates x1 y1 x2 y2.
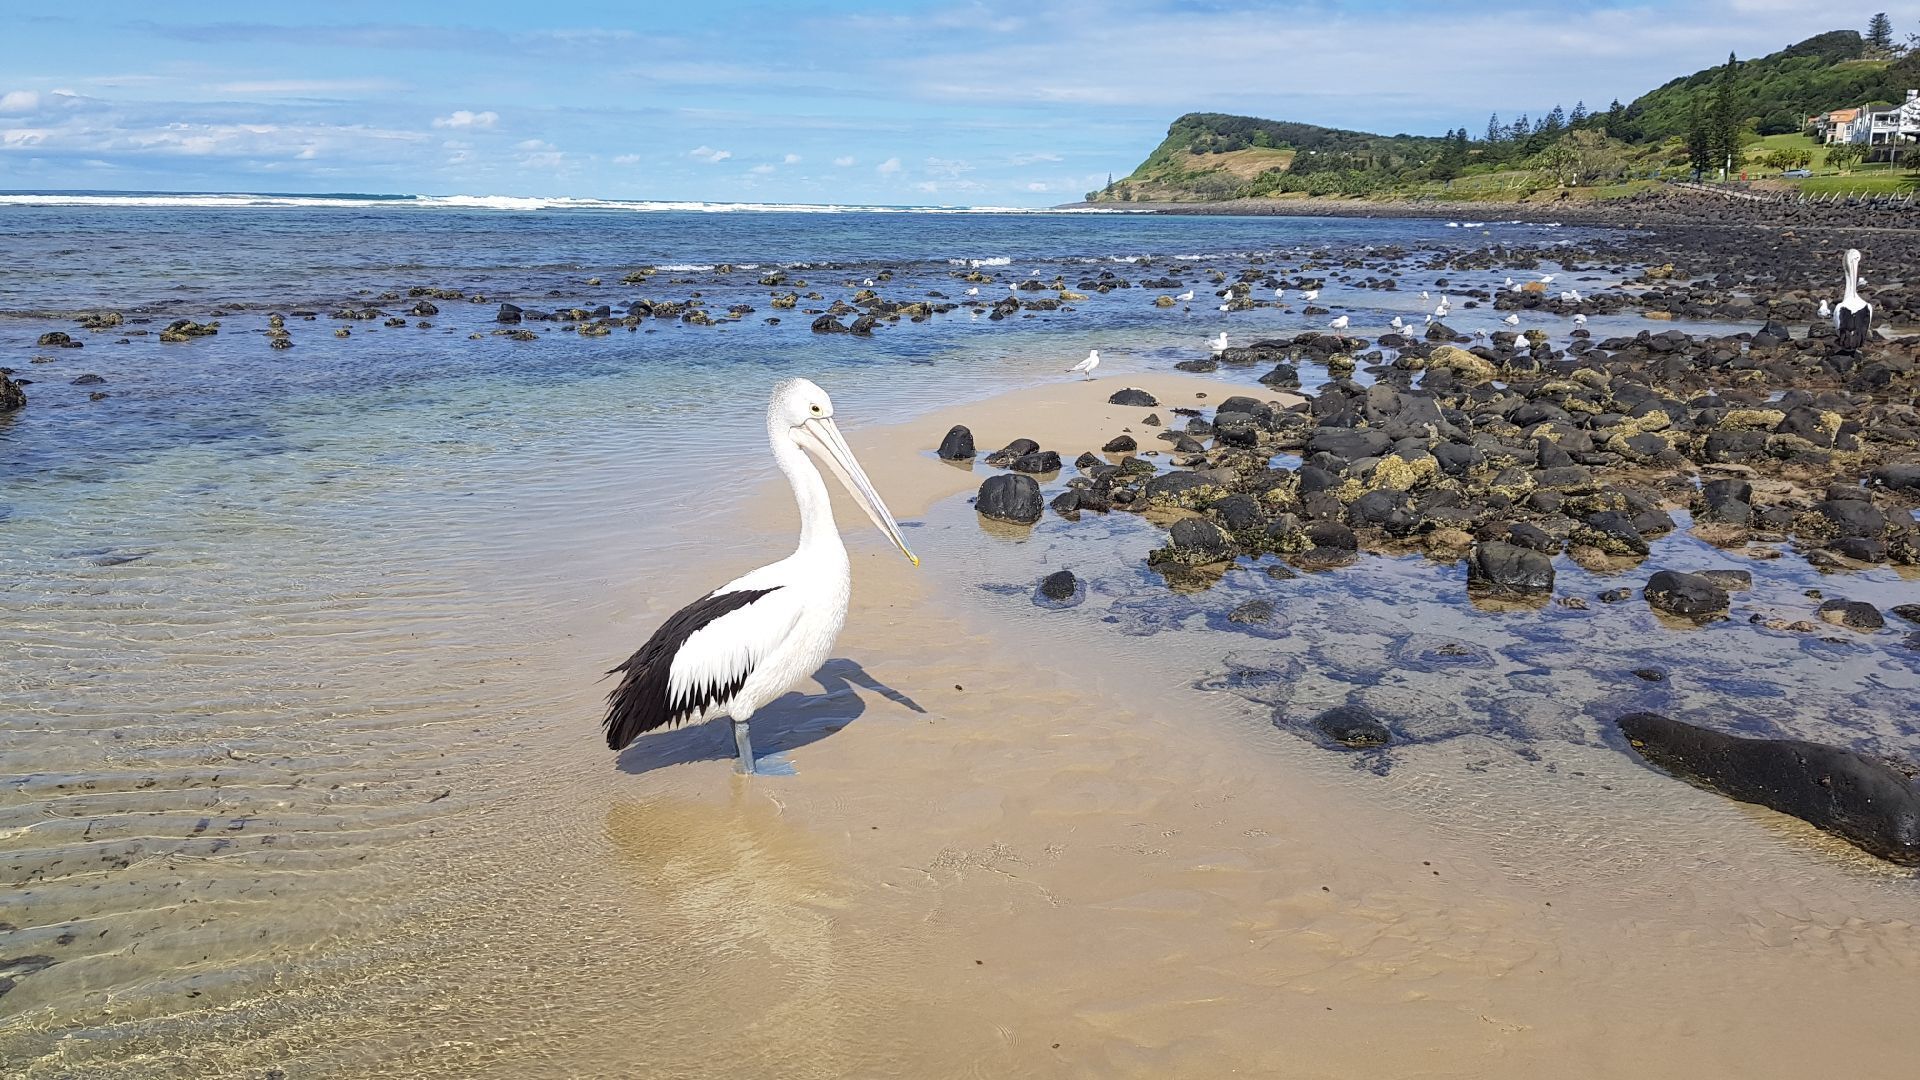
1538 274 1556 285
1434 296 1451 318
601 379 916 774
1504 277 1515 287
1503 313 1521 325
1835 247 1872 351
1274 288 1286 300
1389 316 1406 330
1302 289 1320 302
1573 313 1588 326
1068 349 1100 379
1176 289 1195 302
1329 314 1350 330
862 278 874 287
1817 298 1832 318
1420 290 1430 301
1218 303 1230 312
966 286 979 296
1210 332 1229 354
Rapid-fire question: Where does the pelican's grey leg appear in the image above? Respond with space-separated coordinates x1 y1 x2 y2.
732 719 755 774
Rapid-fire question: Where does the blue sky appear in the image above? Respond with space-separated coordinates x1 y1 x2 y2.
0 1 1882 206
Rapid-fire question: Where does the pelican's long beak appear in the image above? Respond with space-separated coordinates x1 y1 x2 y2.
799 416 919 566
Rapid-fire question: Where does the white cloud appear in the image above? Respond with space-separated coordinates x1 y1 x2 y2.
434 109 499 129
833 155 855 167
750 163 775 174
1026 181 1049 192
0 90 41 114
1011 151 1062 165
783 153 802 164
876 156 901 175
688 144 732 163
613 153 642 165
515 138 553 151
923 156 973 179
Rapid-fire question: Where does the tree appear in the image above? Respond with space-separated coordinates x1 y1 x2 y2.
1536 130 1631 187
1828 142 1868 172
1685 101 1715 176
1543 105 1567 135
1604 99 1629 139
1570 101 1589 127
1485 113 1503 145
1708 51 1742 176
1868 13 1894 54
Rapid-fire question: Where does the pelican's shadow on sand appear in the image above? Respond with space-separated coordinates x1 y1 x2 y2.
614 658 924 775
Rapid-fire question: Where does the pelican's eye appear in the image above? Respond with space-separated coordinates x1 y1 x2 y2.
810 404 823 415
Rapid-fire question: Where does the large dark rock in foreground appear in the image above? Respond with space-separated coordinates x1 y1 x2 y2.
975 473 1042 525
1617 712 1920 866
1107 387 1158 407
937 424 975 460
1310 704 1392 748
1466 541 1554 595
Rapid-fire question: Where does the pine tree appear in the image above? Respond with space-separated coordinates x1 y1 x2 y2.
1570 101 1589 127
1604 99 1628 139
1868 13 1894 53
1543 105 1567 134
1485 114 1502 145
1709 51 1742 176
1685 101 1714 176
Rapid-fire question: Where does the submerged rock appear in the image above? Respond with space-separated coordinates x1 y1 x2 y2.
1 374 24 413
1643 570 1729 619
1466 541 1555 595
1037 569 1078 602
1310 704 1392 748
1617 712 1920 866
976 473 1042 525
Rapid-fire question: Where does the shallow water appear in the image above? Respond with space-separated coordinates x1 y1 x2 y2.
2 207 1914 1076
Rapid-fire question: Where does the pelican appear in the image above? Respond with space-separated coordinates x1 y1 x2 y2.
601 379 916 773
1302 289 1320 302
1210 331 1228 354
1503 313 1521 326
1329 314 1350 330
1068 349 1100 379
1836 249 1872 350
1176 289 1195 302
1817 298 1831 318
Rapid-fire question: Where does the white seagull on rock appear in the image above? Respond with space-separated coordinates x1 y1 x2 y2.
601 379 916 774
1329 314 1350 330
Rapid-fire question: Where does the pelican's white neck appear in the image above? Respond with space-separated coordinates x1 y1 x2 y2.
769 416 842 558
1843 250 1863 304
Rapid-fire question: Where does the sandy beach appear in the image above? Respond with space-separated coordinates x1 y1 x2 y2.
270 374 1916 1079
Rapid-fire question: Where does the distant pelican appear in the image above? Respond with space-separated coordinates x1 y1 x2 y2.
1835 248 1872 350
1210 331 1228 354
602 379 916 774
1329 314 1350 330
1176 289 1194 302
1068 349 1100 379
1502 313 1521 325
1302 289 1320 301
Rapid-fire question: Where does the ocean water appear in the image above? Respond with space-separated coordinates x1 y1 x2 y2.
4 200 1917 1076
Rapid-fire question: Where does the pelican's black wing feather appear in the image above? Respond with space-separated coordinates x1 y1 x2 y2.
1836 303 1873 352
603 587 781 750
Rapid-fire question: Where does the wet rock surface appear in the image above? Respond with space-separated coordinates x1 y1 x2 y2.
1618 712 1920 867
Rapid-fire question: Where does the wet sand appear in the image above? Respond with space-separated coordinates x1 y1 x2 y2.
7 374 1920 1078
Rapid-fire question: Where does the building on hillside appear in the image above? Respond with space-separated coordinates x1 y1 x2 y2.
1810 107 1862 144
